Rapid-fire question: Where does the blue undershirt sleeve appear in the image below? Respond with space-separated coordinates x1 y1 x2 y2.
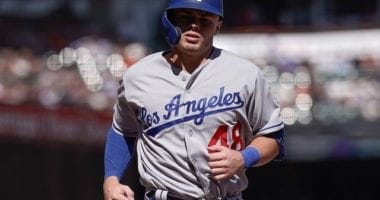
104 127 136 180
266 128 286 161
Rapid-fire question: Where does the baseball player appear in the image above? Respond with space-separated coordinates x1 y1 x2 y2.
103 0 285 199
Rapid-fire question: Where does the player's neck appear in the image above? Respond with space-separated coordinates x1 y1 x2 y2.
168 47 214 74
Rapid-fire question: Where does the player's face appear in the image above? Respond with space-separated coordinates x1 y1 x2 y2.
173 9 222 54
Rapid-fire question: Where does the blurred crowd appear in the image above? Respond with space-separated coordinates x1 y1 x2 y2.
254 52 380 126
1 39 379 128
0 37 148 112
1 0 380 133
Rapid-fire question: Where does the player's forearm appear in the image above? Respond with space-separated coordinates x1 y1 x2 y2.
241 129 284 168
103 176 120 200
248 136 279 167
104 128 136 180
103 175 135 200
103 175 120 186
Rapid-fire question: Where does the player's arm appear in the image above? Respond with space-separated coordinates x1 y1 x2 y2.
242 128 285 167
240 65 286 167
103 127 136 200
103 77 140 200
208 129 284 181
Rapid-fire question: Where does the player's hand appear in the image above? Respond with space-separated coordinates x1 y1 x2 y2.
207 145 245 181
103 176 135 200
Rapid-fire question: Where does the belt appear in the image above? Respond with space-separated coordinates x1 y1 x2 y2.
146 190 184 200
146 189 242 200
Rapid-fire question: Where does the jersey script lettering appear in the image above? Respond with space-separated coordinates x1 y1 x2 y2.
140 86 244 136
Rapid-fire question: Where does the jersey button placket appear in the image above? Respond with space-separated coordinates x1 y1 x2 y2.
179 72 189 129
178 71 189 88
188 129 193 136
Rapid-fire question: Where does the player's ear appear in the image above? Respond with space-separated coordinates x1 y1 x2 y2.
215 21 222 34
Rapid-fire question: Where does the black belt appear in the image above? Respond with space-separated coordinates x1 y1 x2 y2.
146 190 184 200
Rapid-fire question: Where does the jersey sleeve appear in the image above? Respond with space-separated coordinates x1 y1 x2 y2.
247 69 284 135
104 127 136 180
111 79 140 137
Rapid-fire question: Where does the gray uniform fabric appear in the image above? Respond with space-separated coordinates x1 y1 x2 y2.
112 48 283 199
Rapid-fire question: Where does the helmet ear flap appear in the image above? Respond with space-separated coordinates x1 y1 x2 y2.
161 11 181 47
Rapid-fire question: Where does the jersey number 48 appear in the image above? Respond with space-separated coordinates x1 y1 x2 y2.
208 122 244 151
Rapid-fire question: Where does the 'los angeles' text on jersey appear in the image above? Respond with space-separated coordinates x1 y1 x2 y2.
139 86 244 136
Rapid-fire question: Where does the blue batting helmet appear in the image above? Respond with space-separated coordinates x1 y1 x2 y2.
161 0 224 46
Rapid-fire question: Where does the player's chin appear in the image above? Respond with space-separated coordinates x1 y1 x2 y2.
179 45 202 54
182 41 201 49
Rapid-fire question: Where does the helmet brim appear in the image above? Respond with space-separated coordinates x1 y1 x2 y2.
167 1 223 17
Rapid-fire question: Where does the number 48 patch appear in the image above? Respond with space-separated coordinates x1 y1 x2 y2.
208 122 244 151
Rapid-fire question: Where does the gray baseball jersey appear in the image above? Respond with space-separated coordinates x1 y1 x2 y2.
112 48 284 199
